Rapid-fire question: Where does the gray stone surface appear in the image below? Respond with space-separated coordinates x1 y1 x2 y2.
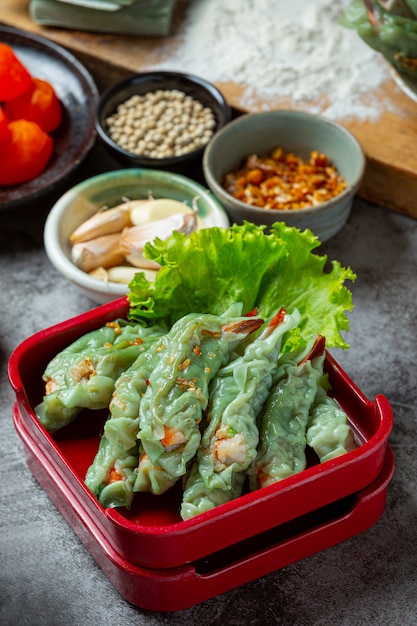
1 144 416 625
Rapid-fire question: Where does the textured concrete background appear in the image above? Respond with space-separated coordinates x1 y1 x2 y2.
1 144 416 625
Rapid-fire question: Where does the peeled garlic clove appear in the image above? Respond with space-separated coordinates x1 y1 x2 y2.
106 265 139 284
71 233 125 272
120 227 161 268
88 266 109 282
70 199 149 244
121 211 198 250
140 268 158 283
70 203 135 244
125 252 161 270
119 212 197 268
106 266 158 284
130 198 194 226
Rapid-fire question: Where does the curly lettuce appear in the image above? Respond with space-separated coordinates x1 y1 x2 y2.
127 221 356 350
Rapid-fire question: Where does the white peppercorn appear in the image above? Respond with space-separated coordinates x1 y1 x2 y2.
105 88 217 159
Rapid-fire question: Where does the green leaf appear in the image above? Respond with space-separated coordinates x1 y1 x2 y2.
127 221 356 350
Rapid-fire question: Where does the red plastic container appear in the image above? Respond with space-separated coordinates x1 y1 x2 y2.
12 405 395 612
9 298 395 610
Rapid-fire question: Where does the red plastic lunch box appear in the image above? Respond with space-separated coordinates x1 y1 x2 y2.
8 297 394 612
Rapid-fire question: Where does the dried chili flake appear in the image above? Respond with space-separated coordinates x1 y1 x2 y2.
175 377 198 392
222 147 347 210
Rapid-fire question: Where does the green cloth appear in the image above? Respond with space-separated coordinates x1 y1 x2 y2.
29 0 176 36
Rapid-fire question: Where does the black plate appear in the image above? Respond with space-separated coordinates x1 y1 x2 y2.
0 25 99 211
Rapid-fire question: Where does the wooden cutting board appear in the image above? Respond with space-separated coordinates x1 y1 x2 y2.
3 0 417 219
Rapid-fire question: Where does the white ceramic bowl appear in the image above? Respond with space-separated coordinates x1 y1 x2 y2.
44 168 229 304
203 110 366 242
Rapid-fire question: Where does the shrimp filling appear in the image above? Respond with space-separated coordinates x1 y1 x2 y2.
214 431 247 469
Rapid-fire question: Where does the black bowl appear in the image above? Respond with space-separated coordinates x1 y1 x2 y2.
0 26 98 212
95 71 231 173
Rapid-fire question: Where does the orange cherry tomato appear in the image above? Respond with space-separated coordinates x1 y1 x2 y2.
0 42 33 101
4 77 63 133
0 119 53 186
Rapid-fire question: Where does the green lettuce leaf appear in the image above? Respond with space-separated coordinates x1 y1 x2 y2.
127 221 356 350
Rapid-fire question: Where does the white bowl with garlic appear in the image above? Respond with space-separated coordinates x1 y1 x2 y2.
44 168 230 304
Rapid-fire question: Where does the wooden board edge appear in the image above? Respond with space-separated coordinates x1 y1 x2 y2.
358 157 417 219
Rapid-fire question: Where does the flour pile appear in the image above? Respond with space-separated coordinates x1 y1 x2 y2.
151 0 391 120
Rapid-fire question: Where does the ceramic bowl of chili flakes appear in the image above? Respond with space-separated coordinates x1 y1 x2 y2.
202 110 365 242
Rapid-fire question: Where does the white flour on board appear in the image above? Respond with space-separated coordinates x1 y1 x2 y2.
151 0 392 121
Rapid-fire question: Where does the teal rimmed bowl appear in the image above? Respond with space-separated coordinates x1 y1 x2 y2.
44 168 229 304
203 110 366 242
